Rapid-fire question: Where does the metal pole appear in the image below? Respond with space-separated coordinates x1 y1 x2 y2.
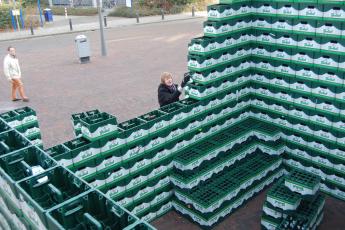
30 21 34 35
161 9 164 20
97 0 107 56
192 6 195 17
103 16 107 27
37 0 43 27
69 18 73 31
136 11 139 23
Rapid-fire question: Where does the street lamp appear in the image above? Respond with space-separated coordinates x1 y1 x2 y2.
97 0 107 56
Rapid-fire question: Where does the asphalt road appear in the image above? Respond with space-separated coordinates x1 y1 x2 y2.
0 18 344 230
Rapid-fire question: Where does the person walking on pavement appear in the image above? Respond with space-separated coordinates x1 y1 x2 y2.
3 46 29 102
158 72 191 107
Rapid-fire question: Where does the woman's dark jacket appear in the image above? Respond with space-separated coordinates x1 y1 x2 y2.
158 83 181 107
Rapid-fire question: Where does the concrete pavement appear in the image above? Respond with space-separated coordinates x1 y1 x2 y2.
0 11 207 41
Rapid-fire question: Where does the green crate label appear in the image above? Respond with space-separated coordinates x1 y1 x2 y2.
321 59 331 66
298 25 310 31
257 22 266 27
192 44 202 51
25 127 40 137
22 115 37 124
103 157 119 168
133 159 149 171
153 122 165 131
99 127 111 135
205 27 215 33
331 12 342 17
130 176 144 187
323 28 334 34
7 119 21 127
113 168 128 179
328 44 339 51
306 10 316 16
152 166 164 176
221 27 228 32
133 131 144 139
119 197 133 206
58 158 73 167
132 203 148 214
189 61 197 67
209 44 217 50
76 167 96 178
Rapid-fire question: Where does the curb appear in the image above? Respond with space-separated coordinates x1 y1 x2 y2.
0 16 205 42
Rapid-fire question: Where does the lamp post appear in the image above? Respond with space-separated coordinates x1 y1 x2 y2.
97 0 107 56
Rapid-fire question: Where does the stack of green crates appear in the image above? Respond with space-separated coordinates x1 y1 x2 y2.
1 0 345 228
261 169 325 230
173 153 284 227
0 107 42 148
0 107 155 230
71 109 100 137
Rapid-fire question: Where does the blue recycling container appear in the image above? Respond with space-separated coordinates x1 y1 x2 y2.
44 8 53 22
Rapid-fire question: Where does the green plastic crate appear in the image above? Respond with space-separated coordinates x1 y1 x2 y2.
0 110 21 128
0 146 56 183
47 189 139 230
71 110 100 137
0 130 30 157
49 138 92 168
118 118 149 144
80 112 118 141
13 107 38 128
175 153 281 213
16 166 91 229
159 102 188 125
266 178 302 210
0 120 11 134
71 112 86 133
173 169 284 227
16 122 41 140
138 110 170 135
188 36 219 54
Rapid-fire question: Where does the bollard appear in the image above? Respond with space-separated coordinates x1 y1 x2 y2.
103 16 107 27
136 11 139 23
64 7 68 19
161 9 164 20
30 23 34 35
69 18 73 31
192 6 195 17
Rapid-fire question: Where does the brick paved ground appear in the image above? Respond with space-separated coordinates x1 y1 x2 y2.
0 18 344 230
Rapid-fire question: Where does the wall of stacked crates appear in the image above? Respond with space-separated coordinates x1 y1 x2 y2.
1 0 345 229
182 0 345 226
0 108 155 229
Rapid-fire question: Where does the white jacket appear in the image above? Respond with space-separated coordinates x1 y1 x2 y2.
3 54 21 80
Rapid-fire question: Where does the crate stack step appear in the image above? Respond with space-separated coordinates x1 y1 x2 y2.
261 169 325 230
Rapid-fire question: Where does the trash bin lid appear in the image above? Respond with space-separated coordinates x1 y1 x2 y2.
75 35 87 42
44 8 51 11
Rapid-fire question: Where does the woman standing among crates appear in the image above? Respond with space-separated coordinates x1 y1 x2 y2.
158 72 190 107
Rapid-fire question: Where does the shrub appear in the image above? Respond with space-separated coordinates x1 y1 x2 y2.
108 6 162 18
51 7 98 16
108 0 216 18
0 5 13 30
